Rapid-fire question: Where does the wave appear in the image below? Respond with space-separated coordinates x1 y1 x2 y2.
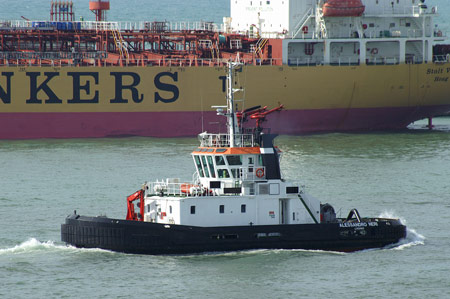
0 238 111 255
378 211 425 251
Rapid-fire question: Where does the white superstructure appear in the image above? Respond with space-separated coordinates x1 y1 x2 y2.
142 62 322 227
229 0 446 65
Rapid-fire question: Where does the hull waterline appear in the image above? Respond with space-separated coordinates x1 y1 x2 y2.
2 105 450 139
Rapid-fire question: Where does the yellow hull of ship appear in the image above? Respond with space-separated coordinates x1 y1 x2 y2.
1 63 450 113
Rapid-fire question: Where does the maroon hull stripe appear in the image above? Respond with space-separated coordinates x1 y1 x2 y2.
1 105 450 139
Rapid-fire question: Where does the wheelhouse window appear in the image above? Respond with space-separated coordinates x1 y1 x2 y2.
215 155 226 166
226 155 242 165
218 169 230 178
207 156 216 178
201 155 210 177
231 169 240 178
194 155 204 177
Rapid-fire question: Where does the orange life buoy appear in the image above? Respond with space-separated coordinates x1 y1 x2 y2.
302 26 308 34
256 168 264 178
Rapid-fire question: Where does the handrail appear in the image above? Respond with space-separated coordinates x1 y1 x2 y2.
0 19 224 33
291 7 313 39
0 57 284 67
198 133 256 148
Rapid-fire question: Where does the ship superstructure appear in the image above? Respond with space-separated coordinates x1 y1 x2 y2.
137 62 298 228
1 0 446 67
1 0 450 139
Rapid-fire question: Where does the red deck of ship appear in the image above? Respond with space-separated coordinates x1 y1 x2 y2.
0 21 283 67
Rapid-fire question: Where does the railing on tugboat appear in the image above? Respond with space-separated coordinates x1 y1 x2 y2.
198 133 257 148
145 170 288 198
145 179 241 197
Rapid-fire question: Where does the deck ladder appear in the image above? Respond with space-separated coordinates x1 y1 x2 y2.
112 25 129 61
292 7 313 38
254 38 268 58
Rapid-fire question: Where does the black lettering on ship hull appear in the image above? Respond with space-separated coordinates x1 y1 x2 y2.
154 72 179 103
26 72 62 104
0 72 13 104
67 72 99 104
110 72 144 103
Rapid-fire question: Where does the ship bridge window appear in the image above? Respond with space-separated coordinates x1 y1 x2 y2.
226 155 242 165
218 169 230 178
201 156 210 177
207 156 216 178
215 155 226 166
231 169 241 178
194 155 204 177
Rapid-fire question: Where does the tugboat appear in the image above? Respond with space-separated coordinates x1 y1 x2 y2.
61 61 406 254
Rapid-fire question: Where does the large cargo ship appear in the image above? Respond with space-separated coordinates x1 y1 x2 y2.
1 0 450 139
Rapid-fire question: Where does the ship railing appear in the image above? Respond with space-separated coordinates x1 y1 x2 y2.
145 179 217 197
0 56 283 67
239 166 266 181
287 56 439 67
433 55 450 64
291 7 313 39
198 133 256 148
0 51 107 60
0 19 224 33
330 56 360 66
287 58 324 67
366 57 400 65
364 5 430 17
362 29 424 39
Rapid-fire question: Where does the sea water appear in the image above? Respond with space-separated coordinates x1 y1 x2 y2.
1 1 450 298
1 117 449 298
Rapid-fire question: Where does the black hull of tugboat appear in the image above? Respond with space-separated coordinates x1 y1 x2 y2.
61 214 407 254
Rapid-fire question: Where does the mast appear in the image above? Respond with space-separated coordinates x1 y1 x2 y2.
226 61 242 148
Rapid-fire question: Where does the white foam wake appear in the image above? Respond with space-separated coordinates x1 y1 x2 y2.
0 238 110 255
378 211 425 251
